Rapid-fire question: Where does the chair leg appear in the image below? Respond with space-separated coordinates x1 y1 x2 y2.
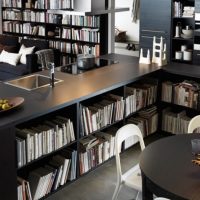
135 191 140 200
112 183 122 200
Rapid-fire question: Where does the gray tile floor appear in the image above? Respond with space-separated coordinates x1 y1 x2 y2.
47 134 164 200
115 42 139 57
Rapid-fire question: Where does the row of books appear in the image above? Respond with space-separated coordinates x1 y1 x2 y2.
46 13 63 24
127 106 158 139
162 107 191 134
17 177 32 200
2 0 22 8
125 80 158 117
162 80 200 109
62 27 71 39
71 16 100 28
60 42 71 53
46 0 72 9
71 28 100 43
23 11 45 22
79 127 118 175
80 93 125 136
3 9 22 21
173 1 182 17
48 40 100 56
61 55 76 65
16 115 75 167
3 21 22 33
34 0 45 9
161 81 173 103
18 148 77 200
71 43 100 56
23 24 45 36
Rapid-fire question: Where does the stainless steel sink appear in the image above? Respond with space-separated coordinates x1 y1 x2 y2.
5 74 63 91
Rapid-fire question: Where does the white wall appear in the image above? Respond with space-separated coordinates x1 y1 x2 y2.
115 0 139 42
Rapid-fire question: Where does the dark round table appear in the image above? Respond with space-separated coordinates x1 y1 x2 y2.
140 134 200 200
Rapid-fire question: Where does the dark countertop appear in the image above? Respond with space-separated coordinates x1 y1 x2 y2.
162 62 200 79
0 54 161 128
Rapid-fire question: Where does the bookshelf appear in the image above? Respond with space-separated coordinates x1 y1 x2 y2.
15 78 159 199
161 64 200 135
172 0 195 64
0 54 163 200
1 0 110 65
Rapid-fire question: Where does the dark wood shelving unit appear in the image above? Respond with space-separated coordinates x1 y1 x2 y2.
1 0 108 65
0 52 162 200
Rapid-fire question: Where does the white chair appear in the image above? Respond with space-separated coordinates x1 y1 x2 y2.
112 124 170 200
188 115 200 133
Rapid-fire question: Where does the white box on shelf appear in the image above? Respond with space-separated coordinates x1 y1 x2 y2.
194 44 200 50
195 13 200 20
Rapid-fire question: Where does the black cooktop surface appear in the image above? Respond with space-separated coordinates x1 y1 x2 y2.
56 58 119 75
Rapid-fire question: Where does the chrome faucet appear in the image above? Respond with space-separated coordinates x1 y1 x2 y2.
48 62 55 87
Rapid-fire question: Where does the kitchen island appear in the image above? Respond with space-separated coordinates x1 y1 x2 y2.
0 54 161 200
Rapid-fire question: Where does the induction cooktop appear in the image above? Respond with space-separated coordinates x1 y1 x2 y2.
56 58 119 75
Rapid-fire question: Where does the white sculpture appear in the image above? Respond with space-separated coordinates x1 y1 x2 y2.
152 36 167 66
139 48 151 64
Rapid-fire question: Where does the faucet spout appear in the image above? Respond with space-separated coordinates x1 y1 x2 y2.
48 62 55 87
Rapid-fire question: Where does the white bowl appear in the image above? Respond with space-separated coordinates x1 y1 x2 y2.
182 29 193 36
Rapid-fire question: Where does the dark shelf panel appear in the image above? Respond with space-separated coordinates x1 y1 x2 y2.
161 100 199 112
22 21 46 25
171 58 193 64
172 37 193 41
2 19 23 22
173 17 194 19
22 8 47 11
2 7 21 9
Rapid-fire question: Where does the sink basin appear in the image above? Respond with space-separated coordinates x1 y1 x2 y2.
5 74 63 91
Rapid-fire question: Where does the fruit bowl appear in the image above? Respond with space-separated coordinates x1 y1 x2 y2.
0 97 24 113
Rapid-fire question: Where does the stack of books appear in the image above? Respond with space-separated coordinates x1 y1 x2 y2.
79 128 117 175
80 93 124 136
162 107 191 134
16 115 75 167
127 106 158 140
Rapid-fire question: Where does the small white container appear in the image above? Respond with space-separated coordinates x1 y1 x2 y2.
183 50 192 61
181 45 187 52
175 51 183 60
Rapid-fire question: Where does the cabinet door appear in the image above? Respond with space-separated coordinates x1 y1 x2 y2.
140 0 171 30
140 0 171 61
0 126 17 200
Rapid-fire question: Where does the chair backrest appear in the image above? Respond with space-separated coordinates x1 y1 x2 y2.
115 124 145 179
188 115 200 133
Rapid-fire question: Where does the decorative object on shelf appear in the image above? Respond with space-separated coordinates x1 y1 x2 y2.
175 51 183 60
181 26 193 39
139 48 151 64
152 36 167 66
183 50 192 61
181 45 187 52
182 6 194 18
175 22 182 38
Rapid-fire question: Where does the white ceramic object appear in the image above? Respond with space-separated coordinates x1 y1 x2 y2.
182 29 193 36
175 51 183 60
181 45 187 52
183 50 192 61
